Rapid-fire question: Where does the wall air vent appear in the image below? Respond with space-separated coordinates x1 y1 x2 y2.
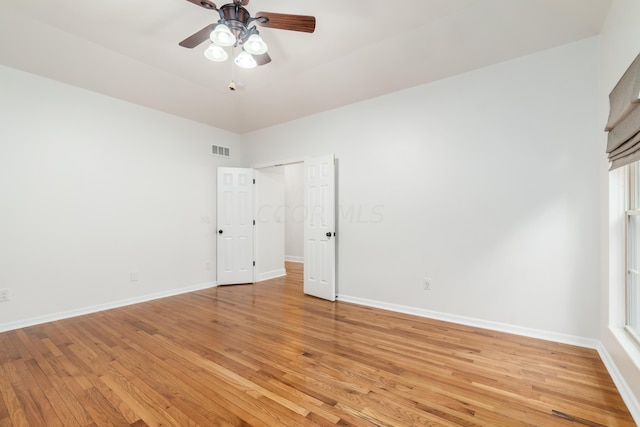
212 145 230 158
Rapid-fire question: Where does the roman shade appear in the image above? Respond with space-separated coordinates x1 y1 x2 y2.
606 53 640 170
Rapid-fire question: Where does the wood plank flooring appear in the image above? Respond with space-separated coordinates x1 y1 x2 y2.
0 262 635 426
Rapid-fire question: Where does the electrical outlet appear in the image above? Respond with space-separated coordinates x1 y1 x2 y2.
423 278 432 291
0 288 10 302
130 272 139 282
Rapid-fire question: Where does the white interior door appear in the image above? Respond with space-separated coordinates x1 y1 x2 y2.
303 155 336 301
217 167 254 285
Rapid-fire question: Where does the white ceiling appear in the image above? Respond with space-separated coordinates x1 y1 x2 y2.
0 0 611 134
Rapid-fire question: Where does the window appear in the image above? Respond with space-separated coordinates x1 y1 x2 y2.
626 162 640 345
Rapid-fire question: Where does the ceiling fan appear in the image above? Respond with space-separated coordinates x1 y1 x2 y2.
179 0 316 69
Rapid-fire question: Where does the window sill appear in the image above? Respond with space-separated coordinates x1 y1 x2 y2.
610 326 640 371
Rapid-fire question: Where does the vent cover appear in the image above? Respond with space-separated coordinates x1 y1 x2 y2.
212 145 230 158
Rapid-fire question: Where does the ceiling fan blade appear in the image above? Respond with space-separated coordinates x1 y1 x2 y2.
255 12 316 33
185 0 217 10
179 24 215 48
253 52 271 66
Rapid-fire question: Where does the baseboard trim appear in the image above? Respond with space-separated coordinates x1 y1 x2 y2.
0 281 217 333
337 293 640 424
256 269 287 282
284 255 304 263
337 294 598 348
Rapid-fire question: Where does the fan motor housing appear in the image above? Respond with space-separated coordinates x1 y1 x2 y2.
220 4 251 30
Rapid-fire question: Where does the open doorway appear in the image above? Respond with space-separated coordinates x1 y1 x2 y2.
249 155 337 301
284 163 304 264
254 163 304 281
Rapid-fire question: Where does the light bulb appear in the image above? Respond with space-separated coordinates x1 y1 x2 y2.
204 44 228 62
234 51 257 69
243 34 268 55
210 23 236 47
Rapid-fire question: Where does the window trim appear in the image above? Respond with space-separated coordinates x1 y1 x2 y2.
624 164 640 349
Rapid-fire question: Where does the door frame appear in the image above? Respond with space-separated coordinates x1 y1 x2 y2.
253 158 304 279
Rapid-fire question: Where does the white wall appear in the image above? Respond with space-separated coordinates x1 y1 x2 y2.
255 166 286 281
284 163 304 262
599 0 640 417
0 65 241 330
243 37 602 340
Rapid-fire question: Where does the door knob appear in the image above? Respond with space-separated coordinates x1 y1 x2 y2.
326 232 332 237
218 230 223 234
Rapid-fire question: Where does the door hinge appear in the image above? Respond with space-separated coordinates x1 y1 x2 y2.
253 220 256 225
253 178 255 184
253 261 255 266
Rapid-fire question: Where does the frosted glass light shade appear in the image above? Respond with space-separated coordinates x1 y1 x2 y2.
204 44 228 62
234 51 257 69
210 24 236 47
243 34 268 55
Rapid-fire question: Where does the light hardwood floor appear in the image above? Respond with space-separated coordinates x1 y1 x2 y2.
0 262 635 426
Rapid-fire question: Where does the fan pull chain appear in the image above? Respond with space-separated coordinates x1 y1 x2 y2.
230 44 237 91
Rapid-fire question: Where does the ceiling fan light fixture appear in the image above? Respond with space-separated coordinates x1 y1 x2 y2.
243 34 268 55
234 51 257 69
210 23 236 47
204 44 228 62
